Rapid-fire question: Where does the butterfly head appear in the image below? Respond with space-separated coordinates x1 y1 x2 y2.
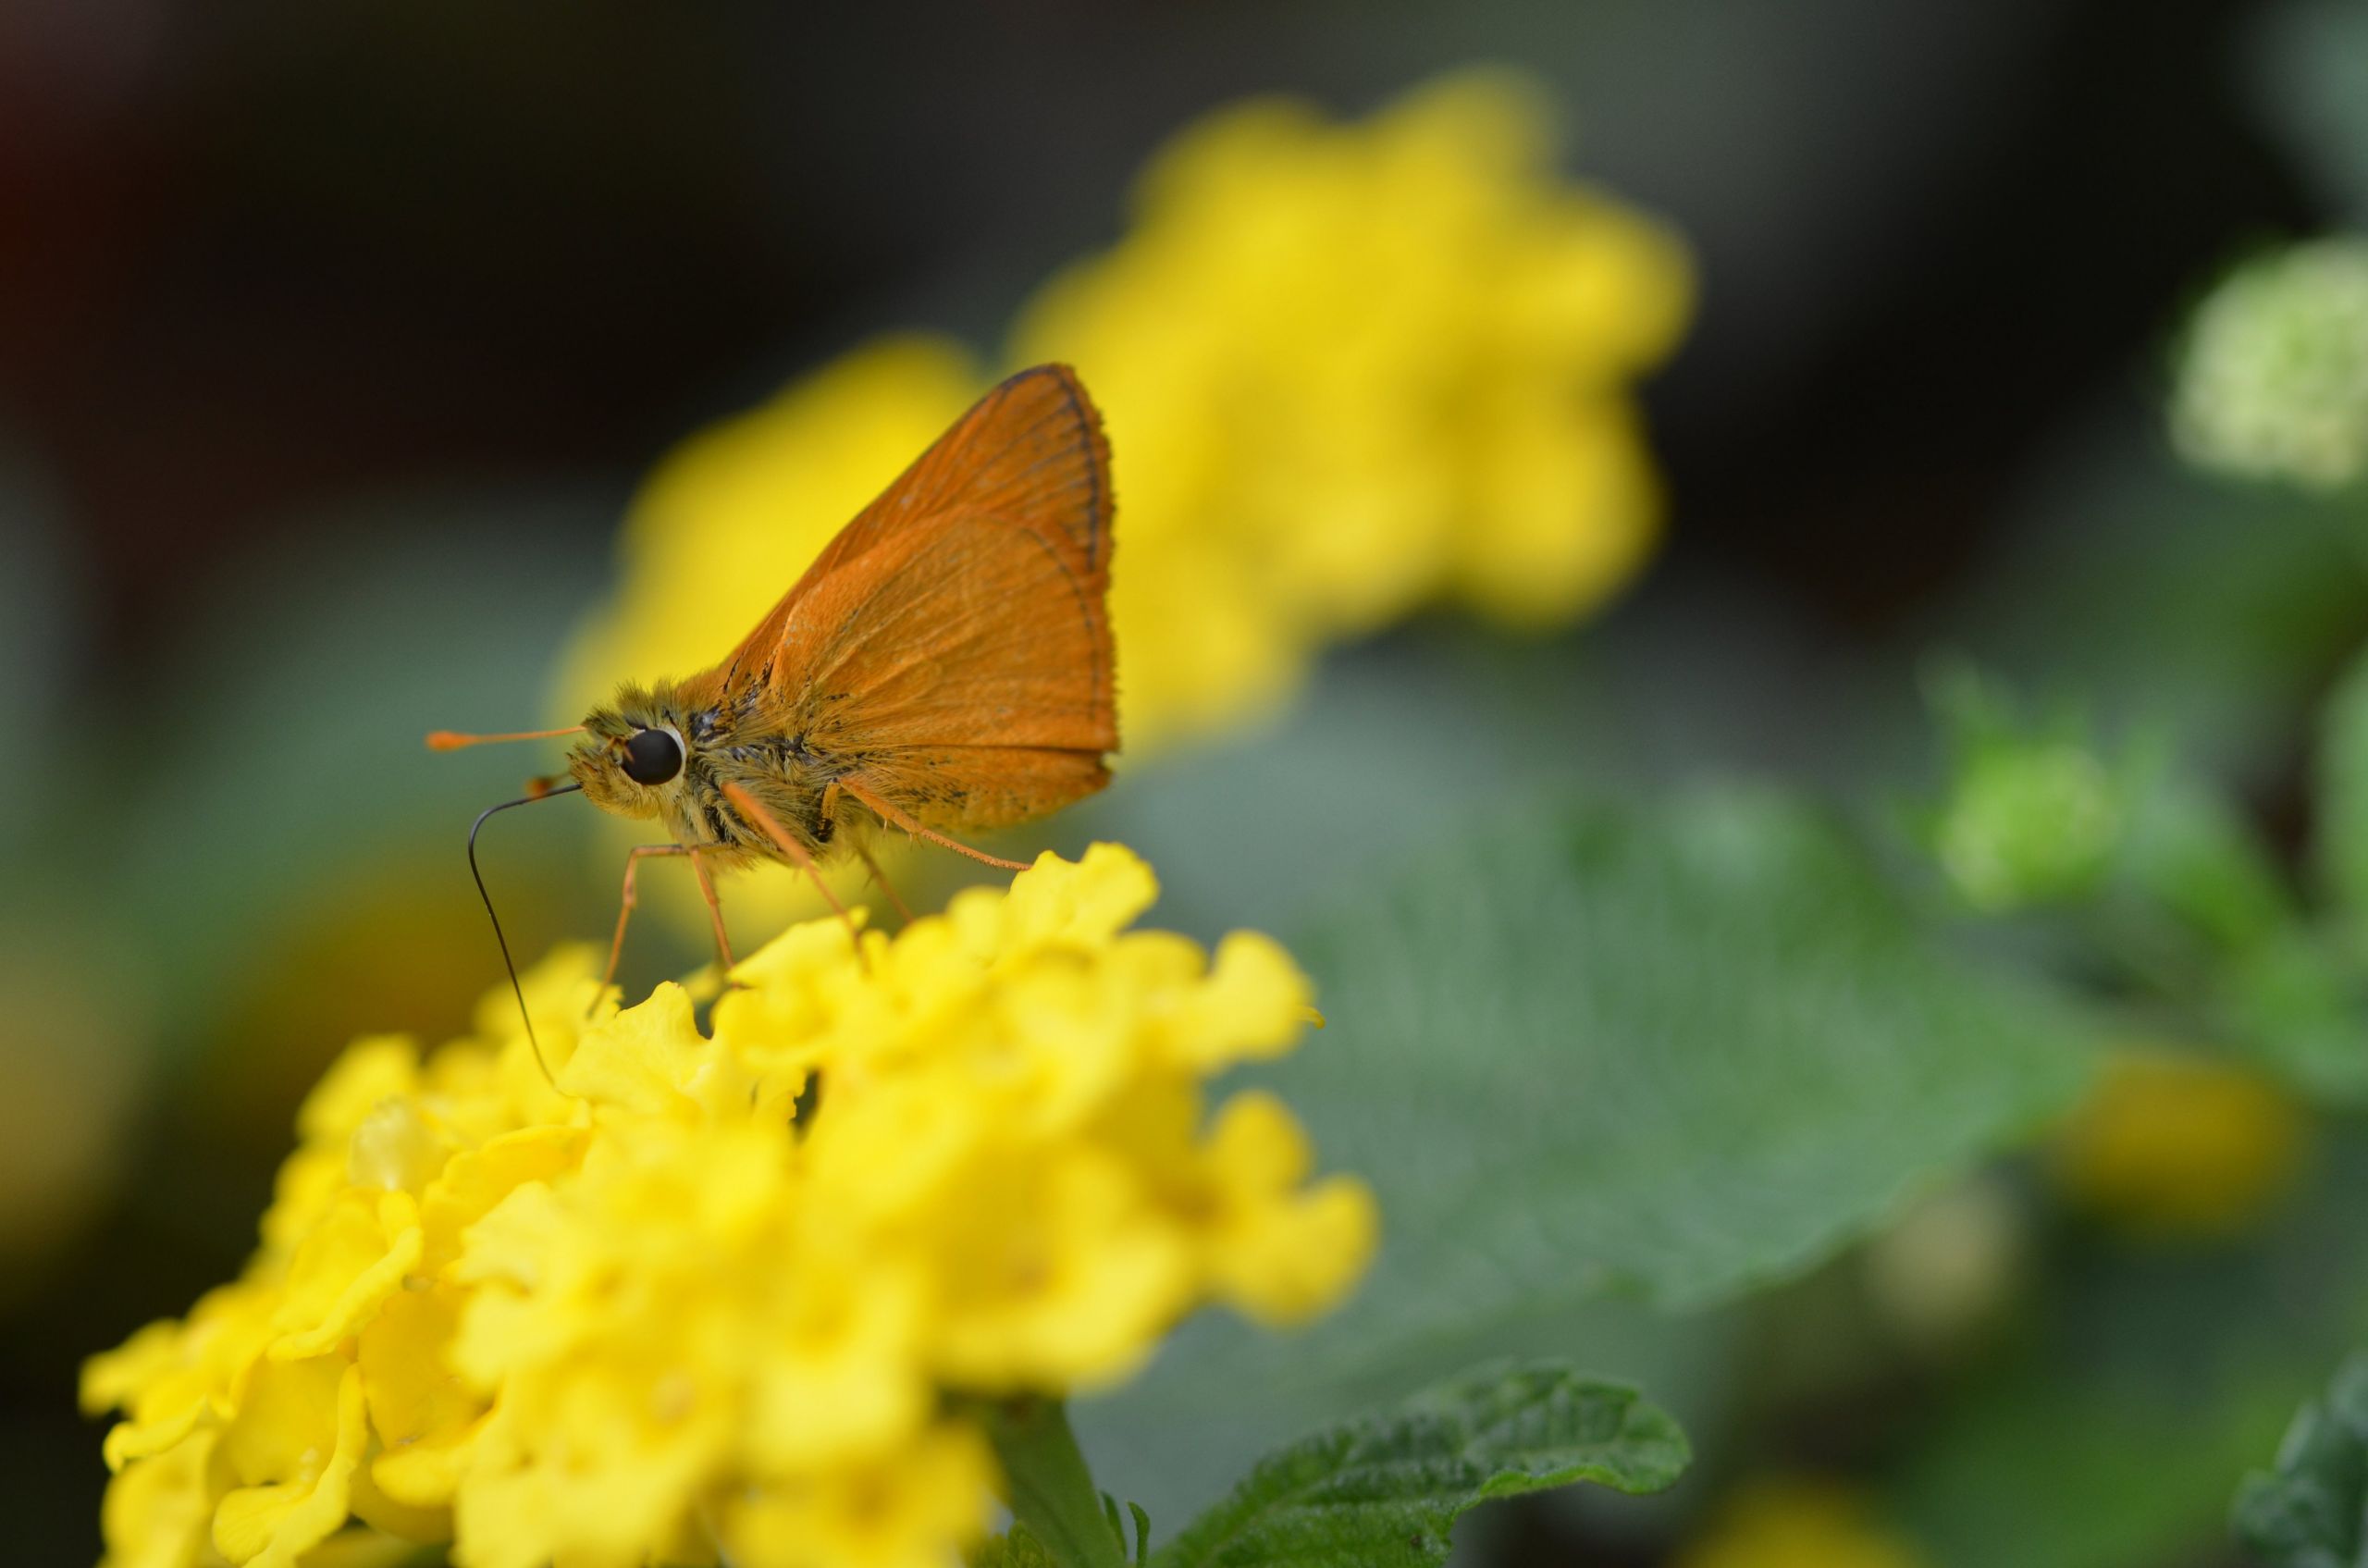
568 686 691 818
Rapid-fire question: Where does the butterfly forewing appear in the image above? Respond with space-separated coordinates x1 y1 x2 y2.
710 364 1113 698
696 362 1116 836
781 509 1112 747
828 362 1110 575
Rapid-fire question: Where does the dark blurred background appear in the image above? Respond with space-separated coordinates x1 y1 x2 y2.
2 0 2335 1560
1 0 2313 648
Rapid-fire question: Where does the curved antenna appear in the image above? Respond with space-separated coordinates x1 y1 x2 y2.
467 783 584 1087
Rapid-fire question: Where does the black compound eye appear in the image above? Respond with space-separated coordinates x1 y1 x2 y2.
621 726 683 786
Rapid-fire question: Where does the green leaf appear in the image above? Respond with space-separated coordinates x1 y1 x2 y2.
1288 789 2093 1316
2236 1353 2368 1568
971 1525 1061 1568
977 1399 1131 1568
1084 788 2094 1530
1150 1363 1685 1568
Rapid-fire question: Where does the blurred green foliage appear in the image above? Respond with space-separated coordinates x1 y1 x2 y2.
2235 1353 2368 1568
1923 672 2128 912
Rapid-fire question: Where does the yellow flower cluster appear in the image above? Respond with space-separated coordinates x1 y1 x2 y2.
84 846 1375 1568
560 68 1690 755
1018 71 1689 742
2051 1045 2309 1240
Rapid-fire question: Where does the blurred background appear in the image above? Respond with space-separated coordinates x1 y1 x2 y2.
14 0 2368 1562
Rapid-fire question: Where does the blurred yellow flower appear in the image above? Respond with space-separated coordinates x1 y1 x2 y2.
1678 1477 1934 1568
1017 70 1690 743
85 846 1372 1568
2052 1045 2310 1240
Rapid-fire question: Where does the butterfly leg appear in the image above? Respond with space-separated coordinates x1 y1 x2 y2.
598 845 736 1012
834 774 1031 872
817 781 917 924
719 781 864 953
852 838 916 924
687 850 737 977
600 845 688 1006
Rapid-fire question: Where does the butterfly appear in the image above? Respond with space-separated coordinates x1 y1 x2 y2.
432 363 1116 1001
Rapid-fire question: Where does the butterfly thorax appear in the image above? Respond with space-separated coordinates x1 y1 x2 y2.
566 676 852 864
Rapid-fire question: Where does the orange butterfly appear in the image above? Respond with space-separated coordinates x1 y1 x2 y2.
432 364 1116 995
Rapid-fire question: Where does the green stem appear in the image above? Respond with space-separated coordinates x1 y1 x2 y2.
979 1397 1128 1568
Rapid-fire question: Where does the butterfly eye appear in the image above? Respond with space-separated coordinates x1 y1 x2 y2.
621 726 684 786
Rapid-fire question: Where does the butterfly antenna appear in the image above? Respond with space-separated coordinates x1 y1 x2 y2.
427 725 585 751
467 783 584 1088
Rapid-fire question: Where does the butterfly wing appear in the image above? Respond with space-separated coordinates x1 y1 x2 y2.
824 362 1110 578
774 505 1115 829
711 363 1112 695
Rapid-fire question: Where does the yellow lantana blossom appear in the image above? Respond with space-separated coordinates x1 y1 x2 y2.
85 846 1374 1568
1017 70 1690 741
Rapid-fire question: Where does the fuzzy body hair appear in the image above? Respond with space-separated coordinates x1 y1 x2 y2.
567 673 858 866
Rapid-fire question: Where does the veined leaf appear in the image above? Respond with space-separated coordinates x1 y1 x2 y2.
1283 789 2093 1321
1086 788 2095 1528
1152 1363 1685 1568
